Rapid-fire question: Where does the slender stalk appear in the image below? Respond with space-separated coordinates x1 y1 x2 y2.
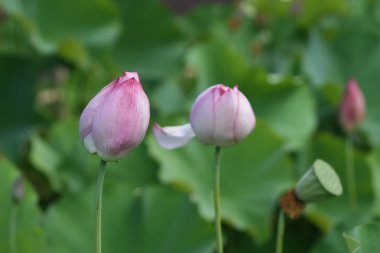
95 159 107 253
213 146 223 253
275 211 285 253
345 135 357 212
9 203 18 253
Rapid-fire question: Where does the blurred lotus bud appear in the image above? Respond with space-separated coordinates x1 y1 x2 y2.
339 79 366 133
12 177 25 204
154 84 255 149
290 0 303 16
281 159 343 219
79 72 150 161
190 85 255 147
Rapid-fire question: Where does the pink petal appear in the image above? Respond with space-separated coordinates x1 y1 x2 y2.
189 86 217 144
232 90 256 141
153 123 195 149
79 81 116 144
83 134 96 154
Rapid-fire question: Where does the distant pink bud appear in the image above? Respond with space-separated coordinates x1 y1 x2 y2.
12 177 24 204
190 85 255 147
339 79 366 133
79 72 150 161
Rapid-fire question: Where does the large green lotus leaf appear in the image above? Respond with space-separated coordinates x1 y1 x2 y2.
302 30 343 87
25 0 121 51
311 215 373 253
369 148 380 215
240 79 317 150
43 184 215 253
302 133 375 229
186 41 250 93
112 0 185 79
177 4 231 39
28 134 62 191
343 223 380 253
148 120 293 243
45 118 157 193
151 77 188 117
0 157 44 253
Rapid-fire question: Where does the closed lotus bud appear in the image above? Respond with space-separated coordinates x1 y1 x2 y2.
190 85 255 147
339 79 366 133
79 72 150 161
153 84 255 149
280 159 343 219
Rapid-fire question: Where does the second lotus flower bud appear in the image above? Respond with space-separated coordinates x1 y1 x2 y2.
339 79 366 133
79 72 150 161
154 84 256 149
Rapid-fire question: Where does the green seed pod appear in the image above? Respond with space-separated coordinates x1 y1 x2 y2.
295 159 343 203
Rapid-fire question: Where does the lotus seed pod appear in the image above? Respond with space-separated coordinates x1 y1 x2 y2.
295 159 343 203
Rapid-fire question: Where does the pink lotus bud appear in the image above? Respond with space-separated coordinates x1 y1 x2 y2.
79 72 150 161
190 85 255 147
153 84 255 149
339 79 366 133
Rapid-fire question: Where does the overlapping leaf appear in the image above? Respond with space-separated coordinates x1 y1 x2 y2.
43 184 215 253
148 120 293 243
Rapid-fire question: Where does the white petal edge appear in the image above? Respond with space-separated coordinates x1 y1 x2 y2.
153 123 195 149
83 134 97 154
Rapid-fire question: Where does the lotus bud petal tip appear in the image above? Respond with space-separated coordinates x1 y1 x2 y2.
79 71 150 161
339 79 366 133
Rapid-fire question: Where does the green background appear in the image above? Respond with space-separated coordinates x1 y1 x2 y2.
0 0 379 252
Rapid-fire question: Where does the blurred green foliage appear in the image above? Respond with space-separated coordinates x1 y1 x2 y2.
0 0 380 252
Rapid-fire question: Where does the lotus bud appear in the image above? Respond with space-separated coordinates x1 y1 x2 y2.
12 177 25 204
79 72 150 161
190 85 255 147
280 159 343 219
339 79 366 133
153 84 255 149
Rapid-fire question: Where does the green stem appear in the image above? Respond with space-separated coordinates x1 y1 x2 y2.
9 203 18 253
95 159 107 253
275 211 285 253
213 147 223 253
345 135 357 212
